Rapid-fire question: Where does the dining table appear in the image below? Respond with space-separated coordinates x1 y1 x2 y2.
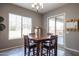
28 34 51 56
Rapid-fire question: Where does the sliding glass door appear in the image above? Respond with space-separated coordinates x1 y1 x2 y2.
48 14 64 46
48 17 55 35
56 16 64 46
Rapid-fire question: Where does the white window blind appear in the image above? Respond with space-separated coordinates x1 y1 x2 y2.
9 13 32 40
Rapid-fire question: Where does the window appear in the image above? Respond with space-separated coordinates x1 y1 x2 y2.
22 17 32 35
9 13 32 40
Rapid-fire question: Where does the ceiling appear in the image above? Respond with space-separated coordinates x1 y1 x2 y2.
13 3 67 14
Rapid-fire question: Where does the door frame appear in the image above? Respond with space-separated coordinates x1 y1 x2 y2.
47 13 66 47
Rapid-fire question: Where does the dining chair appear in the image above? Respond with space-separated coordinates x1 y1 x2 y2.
42 35 58 56
43 33 52 44
29 33 38 55
29 33 35 43
24 35 37 56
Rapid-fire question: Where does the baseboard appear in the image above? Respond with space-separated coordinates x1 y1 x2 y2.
64 47 79 53
0 45 24 52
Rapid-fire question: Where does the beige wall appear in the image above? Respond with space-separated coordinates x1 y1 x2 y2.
42 3 79 51
1 3 79 52
0 3 42 49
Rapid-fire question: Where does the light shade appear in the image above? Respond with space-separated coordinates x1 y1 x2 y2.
32 3 43 10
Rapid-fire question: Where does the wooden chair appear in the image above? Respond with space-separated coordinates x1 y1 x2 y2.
43 33 53 44
24 35 37 56
29 33 35 43
42 35 58 56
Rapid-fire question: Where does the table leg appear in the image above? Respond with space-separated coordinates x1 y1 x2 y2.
37 43 39 56
37 42 42 56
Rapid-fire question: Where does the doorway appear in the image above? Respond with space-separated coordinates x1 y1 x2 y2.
48 13 65 47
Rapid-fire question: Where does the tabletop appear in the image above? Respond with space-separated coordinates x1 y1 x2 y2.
28 35 51 41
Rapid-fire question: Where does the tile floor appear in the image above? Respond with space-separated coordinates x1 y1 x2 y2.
0 47 78 56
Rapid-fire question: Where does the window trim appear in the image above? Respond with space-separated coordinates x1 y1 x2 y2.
9 13 32 40
47 13 65 34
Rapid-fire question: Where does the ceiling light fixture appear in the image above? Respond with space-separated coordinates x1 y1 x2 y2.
32 3 43 12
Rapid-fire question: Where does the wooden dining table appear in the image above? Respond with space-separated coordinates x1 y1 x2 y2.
28 35 51 56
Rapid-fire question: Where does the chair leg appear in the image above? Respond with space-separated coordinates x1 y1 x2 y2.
54 48 57 56
33 48 35 56
41 45 43 56
52 49 53 56
37 46 39 56
47 49 48 56
49 50 50 56
24 47 26 56
28 49 30 56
